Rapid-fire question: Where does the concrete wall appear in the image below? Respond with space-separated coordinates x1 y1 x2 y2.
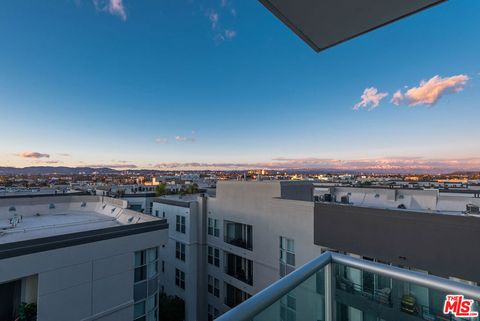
207 181 322 316
314 202 480 283
0 229 167 321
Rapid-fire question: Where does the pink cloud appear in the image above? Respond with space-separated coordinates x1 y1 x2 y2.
353 87 388 111
391 74 469 106
153 157 480 173
93 0 127 21
16 152 50 159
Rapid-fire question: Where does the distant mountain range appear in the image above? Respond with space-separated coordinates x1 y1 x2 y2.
0 166 120 175
0 166 478 176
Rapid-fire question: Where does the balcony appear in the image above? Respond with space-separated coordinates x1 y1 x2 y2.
215 252 480 321
224 283 252 308
224 221 253 251
225 252 253 286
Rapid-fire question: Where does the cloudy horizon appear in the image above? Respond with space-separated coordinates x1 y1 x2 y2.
1 1 479 173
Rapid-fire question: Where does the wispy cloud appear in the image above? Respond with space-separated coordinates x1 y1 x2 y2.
204 1 237 43
92 0 127 21
208 10 219 29
155 137 169 144
353 87 388 111
16 151 50 159
85 163 138 169
391 74 469 106
175 136 196 143
43 160 62 164
224 29 236 40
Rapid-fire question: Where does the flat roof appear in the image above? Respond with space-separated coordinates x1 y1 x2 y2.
260 0 445 52
0 195 167 258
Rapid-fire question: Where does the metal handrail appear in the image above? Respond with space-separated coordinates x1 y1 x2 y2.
331 253 480 300
215 251 480 321
215 252 331 321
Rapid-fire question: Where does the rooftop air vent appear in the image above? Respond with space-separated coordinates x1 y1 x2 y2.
8 206 16 212
81 202 87 207
466 204 480 214
49 203 55 209
374 194 380 198
399 195 404 199
398 204 406 209
128 217 134 223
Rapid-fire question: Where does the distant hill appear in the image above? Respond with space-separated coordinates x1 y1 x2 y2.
0 166 119 175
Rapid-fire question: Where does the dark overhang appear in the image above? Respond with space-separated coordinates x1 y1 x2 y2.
0 220 168 260
259 0 446 52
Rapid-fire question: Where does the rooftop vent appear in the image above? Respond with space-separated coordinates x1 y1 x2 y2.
399 195 404 199
466 204 480 214
340 195 349 204
374 194 380 198
8 206 16 212
397 204 406 209
128 217 134 223
81 202 87 207
49 203 55 209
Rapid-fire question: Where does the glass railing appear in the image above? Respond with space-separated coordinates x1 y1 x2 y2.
215 252 480 321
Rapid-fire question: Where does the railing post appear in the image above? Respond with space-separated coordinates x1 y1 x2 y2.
325 263 333 321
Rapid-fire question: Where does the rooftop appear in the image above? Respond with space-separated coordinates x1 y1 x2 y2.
0 195 164 245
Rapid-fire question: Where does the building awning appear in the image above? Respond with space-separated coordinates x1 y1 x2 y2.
259 0 445 52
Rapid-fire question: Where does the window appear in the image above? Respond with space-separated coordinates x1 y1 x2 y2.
280 293 296 321
134 294 158 321
135 247 158 283
280 237 295 277
155 210 159 217
162 211 165 218
208 246 220 267
224 221 253 250
208 275 220 297
225 252 253 285
176 241 186 261
134 248 159 321
175 269 185 290
208 218 220 237
208 304 220 321
225 283 251 308
161 261 165 273
176 215 186 233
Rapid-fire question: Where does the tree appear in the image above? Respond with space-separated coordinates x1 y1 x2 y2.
158 293 185 321
183 183 199 195
155 183 167 196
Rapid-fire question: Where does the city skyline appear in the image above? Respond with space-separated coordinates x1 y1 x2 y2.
1 0 479 171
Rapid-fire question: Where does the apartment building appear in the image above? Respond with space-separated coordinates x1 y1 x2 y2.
0 195 168 321
153 180 480 321
152 194 208 321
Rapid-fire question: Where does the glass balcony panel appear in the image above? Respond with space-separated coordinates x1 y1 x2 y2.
215 253 480 321
252 268 326 321
333 262 480 321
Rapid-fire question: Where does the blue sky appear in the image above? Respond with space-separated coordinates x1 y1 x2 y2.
0 0 479 172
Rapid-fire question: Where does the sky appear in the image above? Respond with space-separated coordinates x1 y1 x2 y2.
0 0 479 172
